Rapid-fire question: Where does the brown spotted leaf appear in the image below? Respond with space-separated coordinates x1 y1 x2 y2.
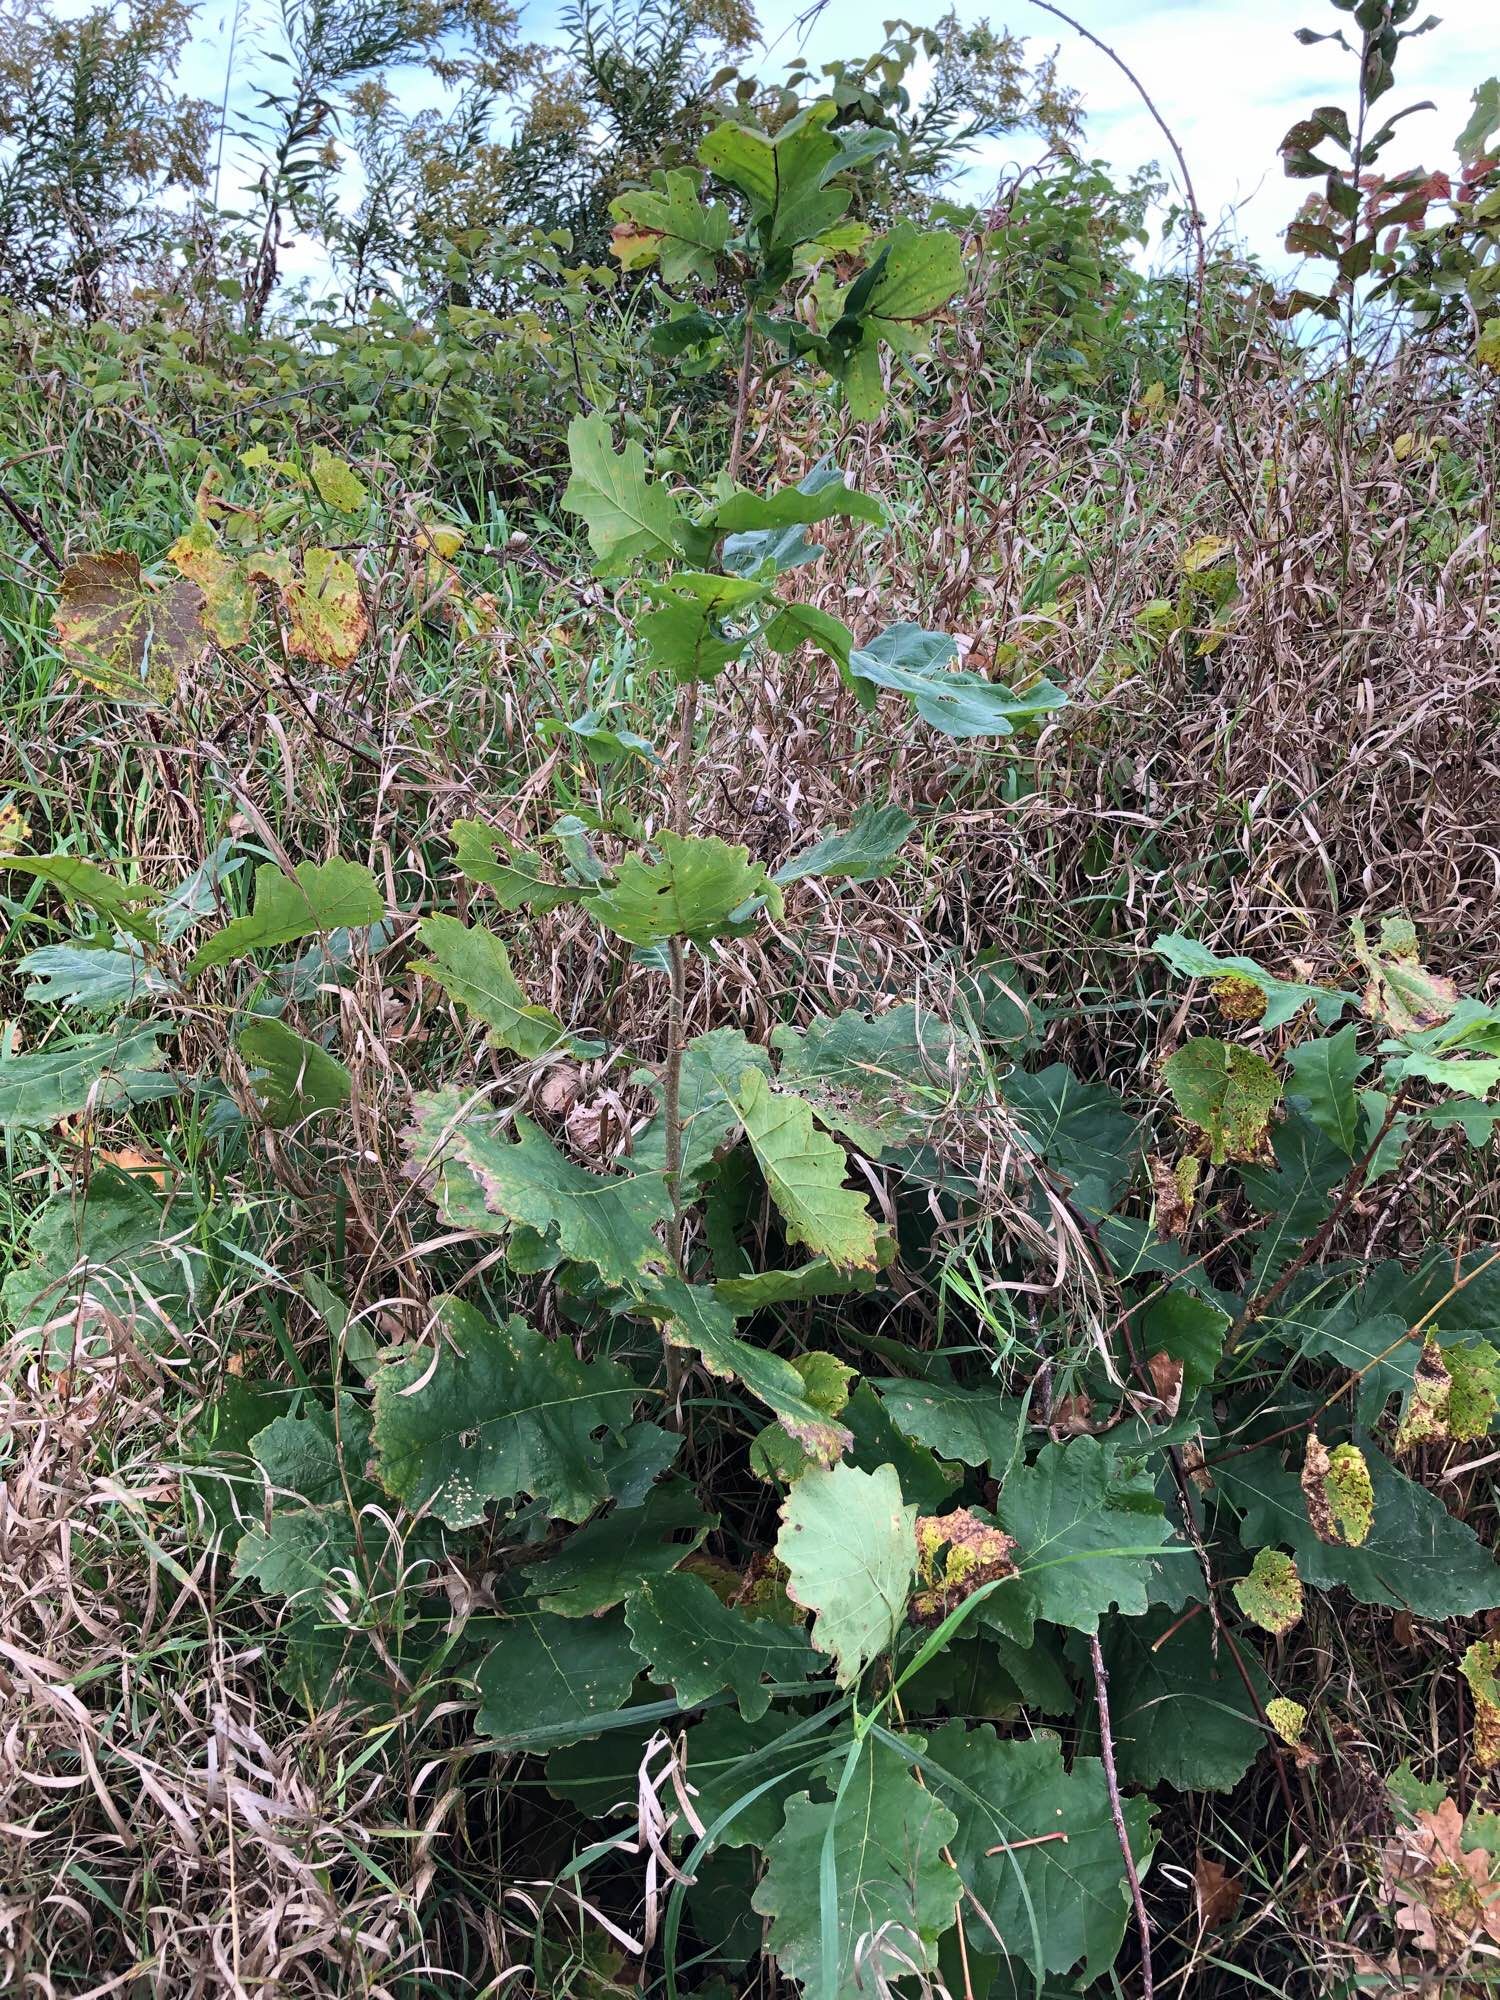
1395 1340 1453 1454
1352 916 1458 1033
54 552 208 701
1300 1434 1374 1547
911 1507 1018 1622
282 548 368 669
1461 1641 1500 1772
1232 1549 1304 1635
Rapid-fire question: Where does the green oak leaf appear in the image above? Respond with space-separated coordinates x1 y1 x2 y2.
773 801 916 885
403 1091 671 1289
630 1025 772 1189
777 1461 916 1685
1140 1289 1229 1392
1273 1296 1413 1424
234 1397 377 1605
771 1003 964 1156
609 168 730 284
753 1740 960 1999
708 476 884 535
872 1378 1024 1477
237 1017 351 1126
636 1274 851 1458
1 1164 210 1363
730 1067 878 1269
448 818 582 913
1286 1025 1369 1155
1162 1037 1282 1166
845 624 1066 739
0 1026 168 1129
591 832 782 947
602 1421 682 1505
560 413 700 570
475 1609 640 1751
853 222 966 347
1101 1605 1269 1792
17 942 167 1010
700 101 850 259
715 1248 886 1314
520 1479 714 1616
681 1707 821 1848
624 1570 827 1719
371 1297 636 1527
925 1720 1153 1983
1218 1440 1500 1619
638 571 769 683
995 1437 1175 1636
2 853 162 943
764 598 855 670
186 858 383 978
412 914 565 1057
1005 1061 1140 1221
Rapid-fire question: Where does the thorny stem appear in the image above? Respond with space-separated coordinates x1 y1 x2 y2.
659 306 758 1403
1088 1633 1155 1999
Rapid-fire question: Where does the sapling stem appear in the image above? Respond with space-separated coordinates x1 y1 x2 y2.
659 308 758 1407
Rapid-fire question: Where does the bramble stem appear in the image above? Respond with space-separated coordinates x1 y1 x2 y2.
1089 1633 1154 1999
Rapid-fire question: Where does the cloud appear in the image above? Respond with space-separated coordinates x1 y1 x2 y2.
759 0 1496 266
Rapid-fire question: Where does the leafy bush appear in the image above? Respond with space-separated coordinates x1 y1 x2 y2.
5 78 1500 1997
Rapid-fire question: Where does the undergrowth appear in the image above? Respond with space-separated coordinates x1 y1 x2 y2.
2 6 1500 1999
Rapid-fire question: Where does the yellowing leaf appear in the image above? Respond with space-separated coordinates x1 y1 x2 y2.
1351 915 1458 1033
0 804 30 854
1395 1338 1453 1453
166 517 254 646
309 447 368 515
1180 534 1234 574
1447 1341 1500 1441
53 551 208 702
1265 1697 1307 1744
609 219 663 268
282 548 367 670
1232 1549 1304 1635
912 1507 1018 1623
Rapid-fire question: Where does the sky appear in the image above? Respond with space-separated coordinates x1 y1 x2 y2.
179 0 1499 283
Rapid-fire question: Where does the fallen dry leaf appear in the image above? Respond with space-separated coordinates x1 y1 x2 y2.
1194 1852 1243 1932
1382 1798 1500 1962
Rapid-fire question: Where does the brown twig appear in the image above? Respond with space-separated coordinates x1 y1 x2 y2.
1024 1 1207 400
0 480 63 571
984 1831 1070 1855
1089 1633 1154 1998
